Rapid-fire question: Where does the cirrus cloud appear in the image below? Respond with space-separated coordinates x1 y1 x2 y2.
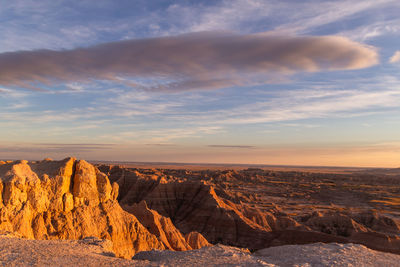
0 31 378 91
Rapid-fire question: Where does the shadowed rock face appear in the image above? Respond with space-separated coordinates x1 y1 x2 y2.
142 181 274 249
123 200 210 251
98 165 167 205
0 158 164 259
353 211 400 235
301 211 400 254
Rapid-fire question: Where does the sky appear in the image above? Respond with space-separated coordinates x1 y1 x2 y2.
0 0 400 167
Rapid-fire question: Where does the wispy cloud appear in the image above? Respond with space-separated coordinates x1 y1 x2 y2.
0 143 115 154
162 0 399 38
0 32 378 91
208 145 256 149
155 84 400 127
0 87 30 98
36 143 115 147
98 126 224 144
145 143 176 147
219 89 400 125
389 51 400 63
274 0 398 34
164 0 275 33
339 19 400 41
2 78 399 144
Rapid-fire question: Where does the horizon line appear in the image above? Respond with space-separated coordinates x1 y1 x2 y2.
1 157 398 169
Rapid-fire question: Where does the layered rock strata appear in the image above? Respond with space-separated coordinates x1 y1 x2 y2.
142 181 273 249
124 200 210 250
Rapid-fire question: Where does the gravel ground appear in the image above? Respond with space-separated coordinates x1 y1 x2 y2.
1 235 399 267
255 243 400 267
0 235 137 267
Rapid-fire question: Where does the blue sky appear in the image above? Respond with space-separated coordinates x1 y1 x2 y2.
0 0 400 166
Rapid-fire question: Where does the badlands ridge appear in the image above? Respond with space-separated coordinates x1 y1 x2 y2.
0 157 399 264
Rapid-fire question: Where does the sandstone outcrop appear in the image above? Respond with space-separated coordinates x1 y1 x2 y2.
184 231 211 249
0 158 164 258
124 200 193 251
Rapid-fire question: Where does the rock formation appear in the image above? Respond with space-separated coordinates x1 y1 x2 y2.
141 181 272 249
0 158 164 258
100 164 400 254
124 200 206 251
99 166 316 250
4 157 399 261
184 231 211 249
98 165 168 205
302 211 400 254
101 171 275 249
352 211 400 235
304 212 368 237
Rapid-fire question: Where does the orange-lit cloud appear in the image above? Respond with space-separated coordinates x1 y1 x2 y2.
389 50 400 63
0 32 378 91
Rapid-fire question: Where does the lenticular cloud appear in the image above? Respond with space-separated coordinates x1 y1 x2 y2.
0 31 378 91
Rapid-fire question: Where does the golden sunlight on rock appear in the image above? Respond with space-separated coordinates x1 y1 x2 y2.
0 158 164 258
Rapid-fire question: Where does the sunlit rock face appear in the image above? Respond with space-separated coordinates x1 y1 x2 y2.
0 158 164 259
184 231 211 249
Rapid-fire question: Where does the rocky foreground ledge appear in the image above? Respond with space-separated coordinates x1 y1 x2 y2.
0 158 208 258
1 234 400 267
